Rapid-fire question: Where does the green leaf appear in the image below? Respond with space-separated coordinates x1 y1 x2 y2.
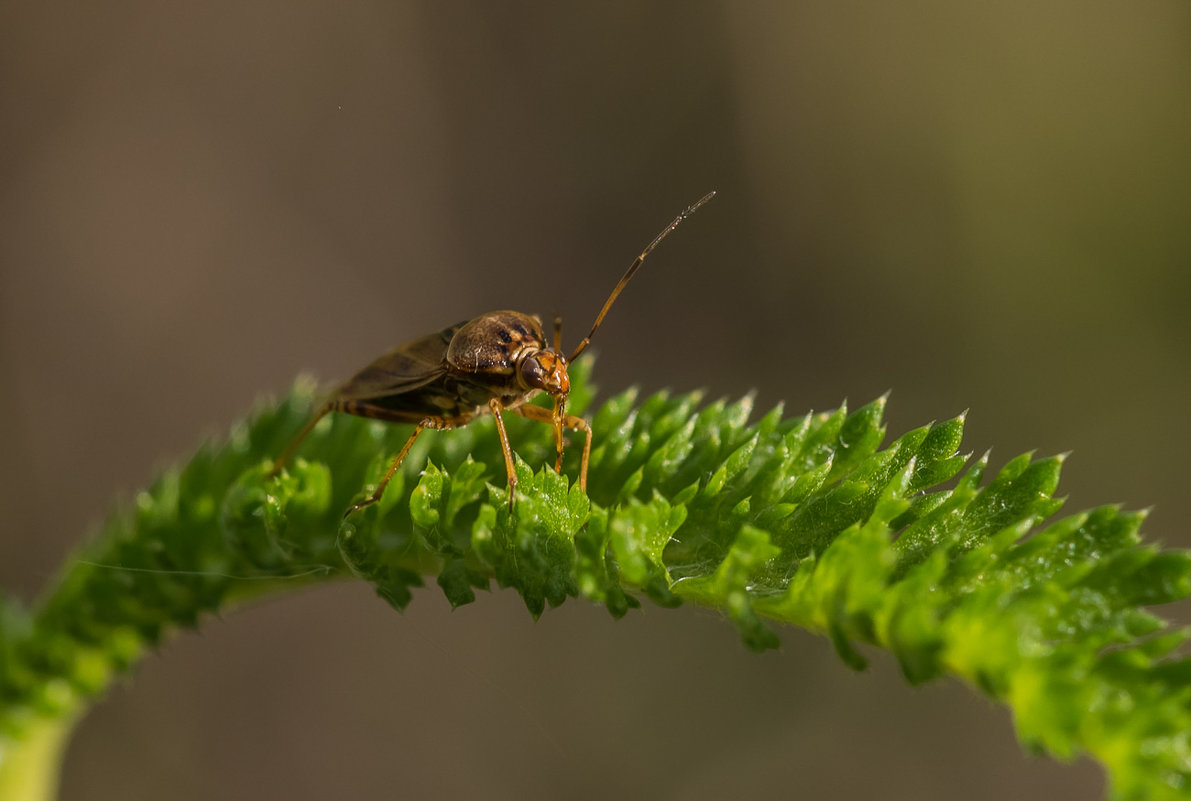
2 363 1189 801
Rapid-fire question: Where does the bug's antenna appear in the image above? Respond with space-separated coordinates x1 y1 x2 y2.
569 191 716 361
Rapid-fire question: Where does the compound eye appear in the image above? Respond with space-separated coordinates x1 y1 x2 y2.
519 353 546 390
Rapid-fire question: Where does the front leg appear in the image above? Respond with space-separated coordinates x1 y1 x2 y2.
513 404 593 492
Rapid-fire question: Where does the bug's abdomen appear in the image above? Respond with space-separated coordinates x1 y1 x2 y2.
353 377 474 418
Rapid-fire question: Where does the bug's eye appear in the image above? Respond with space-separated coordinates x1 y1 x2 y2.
519 353 546 390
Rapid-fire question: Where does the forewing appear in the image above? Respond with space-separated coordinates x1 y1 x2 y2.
334 322 465 402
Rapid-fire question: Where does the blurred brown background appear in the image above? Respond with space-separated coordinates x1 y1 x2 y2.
3 3 1190 799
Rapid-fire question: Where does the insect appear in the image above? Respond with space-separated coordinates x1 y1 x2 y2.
271 191 715 515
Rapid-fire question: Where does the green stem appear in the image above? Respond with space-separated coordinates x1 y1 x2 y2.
0 715 76 801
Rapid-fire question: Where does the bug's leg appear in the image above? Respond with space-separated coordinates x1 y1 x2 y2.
575 416 592 492
511 399 566 471
343 412 476 517
551 396 567 473
554 423 565 473
270 402 334 476
512 403 563 472
513 405 592 491
488 398 518 512
345 422 427 517
545 397 565 473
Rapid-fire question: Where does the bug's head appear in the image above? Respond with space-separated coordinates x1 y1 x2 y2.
517 348 570 399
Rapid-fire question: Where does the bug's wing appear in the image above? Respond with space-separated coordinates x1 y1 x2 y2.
334 322 465 402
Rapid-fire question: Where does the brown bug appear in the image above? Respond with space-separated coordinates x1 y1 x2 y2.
271 191 715 514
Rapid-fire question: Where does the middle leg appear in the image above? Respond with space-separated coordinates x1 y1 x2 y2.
488 398 519 512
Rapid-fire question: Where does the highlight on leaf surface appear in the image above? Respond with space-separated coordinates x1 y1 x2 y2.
1 358 1189 801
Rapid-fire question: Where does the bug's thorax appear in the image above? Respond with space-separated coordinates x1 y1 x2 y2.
445 311 545 375
440 310 570 407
